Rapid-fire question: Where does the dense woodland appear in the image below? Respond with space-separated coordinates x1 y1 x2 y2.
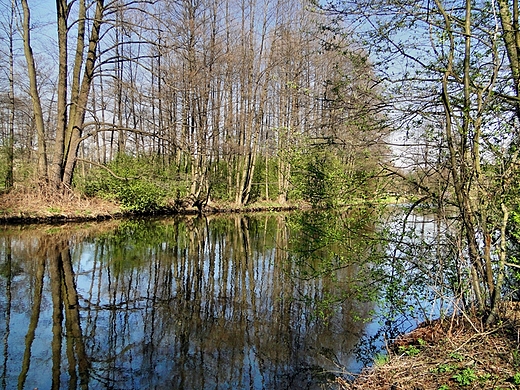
0 0 386 211
2 0 520 327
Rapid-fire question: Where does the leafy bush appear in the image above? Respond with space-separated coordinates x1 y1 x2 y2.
207 160 232 202
78 154 174 212
116 180 165 212
290 146 357 208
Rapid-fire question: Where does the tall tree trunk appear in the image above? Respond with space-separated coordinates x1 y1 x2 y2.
20 0 48 183
436 0 487 311
50 0 69 189
6 0 15 189
62 0 105 187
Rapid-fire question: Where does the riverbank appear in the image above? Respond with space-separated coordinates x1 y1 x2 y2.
337 306 520 390
0 187 304 224
0 187 124 223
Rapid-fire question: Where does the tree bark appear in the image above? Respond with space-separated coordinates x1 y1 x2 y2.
20 0 48 183
50 0 69 189
62 0 105 187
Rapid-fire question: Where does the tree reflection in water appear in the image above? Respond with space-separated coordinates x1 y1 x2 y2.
0 213 378 389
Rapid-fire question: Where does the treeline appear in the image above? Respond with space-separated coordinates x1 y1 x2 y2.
0 0 387 210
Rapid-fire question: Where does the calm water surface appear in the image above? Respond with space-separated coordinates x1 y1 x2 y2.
0 212 422 389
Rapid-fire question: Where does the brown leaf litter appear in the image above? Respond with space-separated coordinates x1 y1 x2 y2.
335 302 520 389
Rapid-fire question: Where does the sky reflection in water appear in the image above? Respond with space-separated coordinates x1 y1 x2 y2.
0 212 413 389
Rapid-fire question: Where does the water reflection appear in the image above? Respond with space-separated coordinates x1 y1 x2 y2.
0 214 375 389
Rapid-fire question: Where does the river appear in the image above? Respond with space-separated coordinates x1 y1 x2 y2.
0 210 435 389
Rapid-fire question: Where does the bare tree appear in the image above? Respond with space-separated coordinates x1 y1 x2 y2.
317 0 520 322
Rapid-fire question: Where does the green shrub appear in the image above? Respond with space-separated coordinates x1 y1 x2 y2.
78 154 170 212
116 180 165 212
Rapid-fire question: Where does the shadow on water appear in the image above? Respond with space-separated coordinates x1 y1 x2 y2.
0 210 425 389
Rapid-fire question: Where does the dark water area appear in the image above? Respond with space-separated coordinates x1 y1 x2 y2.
0 211 422 389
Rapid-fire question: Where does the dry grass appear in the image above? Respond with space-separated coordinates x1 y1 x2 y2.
0 185 307 222
0 185 122 222
335 304 520 390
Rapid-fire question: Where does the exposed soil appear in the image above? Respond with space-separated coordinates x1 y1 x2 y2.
336 304 520 390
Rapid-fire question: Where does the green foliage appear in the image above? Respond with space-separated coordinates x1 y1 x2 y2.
75 141 384 210
288 208 381 278
0 146 10 190
448 352 465 362
505 211 520 296
373 353 390 366
208 160 232 202
286 207 386 321
435 364 457 374
313 292 345 321
289 143 373 208
0 145 34 189
512 349 520 369
78 154 179 212
249 157 281 202
320 0 520 321
47 206 61 214
398 344 421 357
512 372 520 385
452 368 478 386
92 215 281 278
291 148 338 207
116 180 165 212
0 261 23 279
